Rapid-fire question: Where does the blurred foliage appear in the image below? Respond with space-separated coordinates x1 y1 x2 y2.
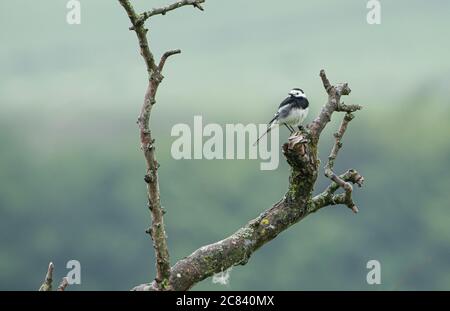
0 0 450 290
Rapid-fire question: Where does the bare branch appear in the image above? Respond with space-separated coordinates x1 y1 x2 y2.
38 262 71 291
309 70 361 141
118 0 205 290
337 102 363 113
38 262 54 291
118 0 157 75
320 69 332 93
118 1 363 290
327 169 365 194
158 49 182 72
119 0 171 289
310 169 364 213
324 112 352 177
130 68 365 290
137 0 205 26
323 112 361 213
57 277 69 291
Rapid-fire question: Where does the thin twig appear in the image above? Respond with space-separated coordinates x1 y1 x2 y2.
324 113 360 213
118 0 157 75
57 277 69 291
38 262 54 291
137 0 205 26
158 49 182 71
309 70 359 141
118 0 200 290
310 169 364 213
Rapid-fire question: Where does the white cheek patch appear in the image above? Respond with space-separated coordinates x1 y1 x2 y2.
290 92 305 98
289 90 305 98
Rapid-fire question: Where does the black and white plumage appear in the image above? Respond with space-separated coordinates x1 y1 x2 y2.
254 88 309 145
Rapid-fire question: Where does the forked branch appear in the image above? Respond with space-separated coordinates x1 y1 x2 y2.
309 70 362 141
131 70 365 291
37 2 365 293
138 0 205 25
38 262 69 291
324 112 362 213
118 0 206 290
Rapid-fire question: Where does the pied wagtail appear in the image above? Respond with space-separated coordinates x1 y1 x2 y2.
254 88 309 145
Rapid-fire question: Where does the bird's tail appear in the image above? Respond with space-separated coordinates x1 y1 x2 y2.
253 116 278 146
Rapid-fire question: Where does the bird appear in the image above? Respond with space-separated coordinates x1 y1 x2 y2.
254 88 309 146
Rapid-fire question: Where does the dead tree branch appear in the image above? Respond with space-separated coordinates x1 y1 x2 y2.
310 169 364 214
35 1 365 293
38 262 70 291
129 69 364 291
309 70 362 142
141 0 204 23
158 49 182 72
118 0 206 290
57 277 69 291
129 0 205 30
324 112 360 213
38 262 54 291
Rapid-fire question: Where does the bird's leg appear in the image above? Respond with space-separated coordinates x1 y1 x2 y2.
284 124 294 134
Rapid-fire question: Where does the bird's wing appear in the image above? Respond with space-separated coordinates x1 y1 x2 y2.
277 102 293 120
266 97 295 125
278 96 295 109
291 97 309 109
255 97 294 146
301 97 309 109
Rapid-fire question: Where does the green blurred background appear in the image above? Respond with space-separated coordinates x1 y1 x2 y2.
1 0 449 290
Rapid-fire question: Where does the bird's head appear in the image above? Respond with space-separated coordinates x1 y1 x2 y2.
289 88 305 98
